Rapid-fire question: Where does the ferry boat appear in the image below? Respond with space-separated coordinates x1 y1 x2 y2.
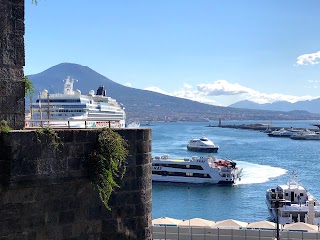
26 76 126 128
187 135 219 153
266 172 320 225
152 155 242 185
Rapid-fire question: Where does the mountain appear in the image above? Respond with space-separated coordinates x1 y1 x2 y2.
26 63 320 121
229 99 320 114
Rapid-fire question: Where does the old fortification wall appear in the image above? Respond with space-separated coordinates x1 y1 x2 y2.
0 0 25 129
0 128 152 240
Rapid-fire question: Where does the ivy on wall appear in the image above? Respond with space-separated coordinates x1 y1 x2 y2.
0 120 11 133
86 128 128 210
35 127 63 150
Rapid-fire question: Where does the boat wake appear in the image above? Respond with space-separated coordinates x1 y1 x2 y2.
235 161 287 185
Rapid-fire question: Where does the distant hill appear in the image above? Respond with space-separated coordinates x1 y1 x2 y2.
229 99 320 114
26 63 320 121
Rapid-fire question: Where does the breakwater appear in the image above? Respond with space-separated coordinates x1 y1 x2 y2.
208 123 320 132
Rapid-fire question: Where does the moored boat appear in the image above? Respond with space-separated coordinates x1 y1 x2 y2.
267 128 302 137
187 135 219 153
152 155 242 185
266 172 320 225
291 130 320 140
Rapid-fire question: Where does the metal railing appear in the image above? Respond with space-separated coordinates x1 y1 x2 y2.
152 226 320 240
24 119 123 129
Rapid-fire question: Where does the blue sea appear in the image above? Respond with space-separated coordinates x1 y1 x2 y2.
147 120 320 223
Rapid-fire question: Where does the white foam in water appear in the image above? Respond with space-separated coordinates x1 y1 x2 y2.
235 161 287 185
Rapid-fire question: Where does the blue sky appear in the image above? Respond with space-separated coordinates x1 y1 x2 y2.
25 0 320 106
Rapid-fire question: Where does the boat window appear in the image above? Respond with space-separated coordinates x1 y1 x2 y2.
151 163 203 170
152 171 211 178
300 193 304 196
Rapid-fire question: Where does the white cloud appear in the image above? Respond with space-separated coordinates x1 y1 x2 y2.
296 51 320 65
124 82 132 87
196 80 318 104
144 85 216 104
183 83 193 89
197 80 253 96
144 87 169 95
172 89 216 104
145 80 320 106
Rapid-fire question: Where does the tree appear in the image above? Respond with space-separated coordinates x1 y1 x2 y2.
25 76 34 120
24 76 34 97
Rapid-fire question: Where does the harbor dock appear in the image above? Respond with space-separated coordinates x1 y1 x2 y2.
207 123 320 132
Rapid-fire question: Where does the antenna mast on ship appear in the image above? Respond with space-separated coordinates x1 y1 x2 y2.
63 76 77 95
39 92 43 127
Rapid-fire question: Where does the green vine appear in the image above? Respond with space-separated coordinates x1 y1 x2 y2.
0 120 11 133
86 128 128 210
35 127 63 150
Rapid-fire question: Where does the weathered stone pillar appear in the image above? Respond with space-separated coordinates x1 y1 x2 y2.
0 0 25 129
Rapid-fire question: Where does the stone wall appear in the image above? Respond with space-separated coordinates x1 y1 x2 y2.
0 0 25 130
0 128 152 240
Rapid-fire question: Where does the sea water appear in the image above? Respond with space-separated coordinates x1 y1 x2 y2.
148 120 320 223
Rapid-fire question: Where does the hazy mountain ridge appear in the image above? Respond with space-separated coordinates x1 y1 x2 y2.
229 99 320 114
26 63 320 121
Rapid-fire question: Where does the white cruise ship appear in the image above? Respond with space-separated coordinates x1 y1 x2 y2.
26 76 126 128
152 155 242 185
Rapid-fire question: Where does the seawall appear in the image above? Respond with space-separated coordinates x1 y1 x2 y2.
0 128 152 240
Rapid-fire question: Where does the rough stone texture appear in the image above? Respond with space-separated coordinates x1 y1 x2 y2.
0 0 25 129
0 128 152 240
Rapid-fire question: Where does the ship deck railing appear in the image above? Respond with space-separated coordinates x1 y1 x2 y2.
24 118 123 129
279 205 320 212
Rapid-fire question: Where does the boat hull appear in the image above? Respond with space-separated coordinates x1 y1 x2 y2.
152 175 234 185
187 146 219 153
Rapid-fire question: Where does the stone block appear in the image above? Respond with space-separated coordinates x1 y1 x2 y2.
0 160 10 175
62 225 73 239
67 143 84 158
11 4 24 21
59 211 75 225
87 205 102 220
0 146 12 161
11 157 37 176
135 202 152 218
85 129 98 143
136 140 151 154
135 153 151 166
73 130 89 143
58 130 74 143
136 128 151 141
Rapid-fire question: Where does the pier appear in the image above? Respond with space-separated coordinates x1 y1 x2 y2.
208 123 320 133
